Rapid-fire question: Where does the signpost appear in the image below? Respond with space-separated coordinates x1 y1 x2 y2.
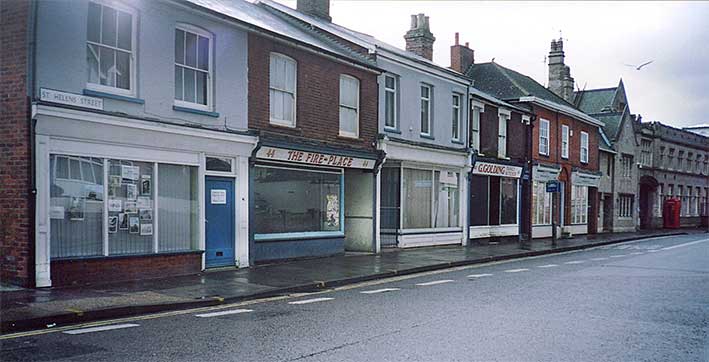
545 180 560 247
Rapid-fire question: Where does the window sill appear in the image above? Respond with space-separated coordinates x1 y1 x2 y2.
83 89 145 104
451 139 464 145
384 128 401 134
420 134 435 140
173 105 220 118
51 249 204 261
254 231 345 242
337 134 361 141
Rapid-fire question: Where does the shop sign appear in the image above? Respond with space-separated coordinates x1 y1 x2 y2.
572 172 601 187
256 146 376 169
546 180 560 193
40 88 103 110
210 189 227 204
473 161 522 178
533 165 561 182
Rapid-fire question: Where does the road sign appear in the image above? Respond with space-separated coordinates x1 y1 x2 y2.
546 180 560 193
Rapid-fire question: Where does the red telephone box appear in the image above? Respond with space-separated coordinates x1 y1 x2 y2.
662 198 681 229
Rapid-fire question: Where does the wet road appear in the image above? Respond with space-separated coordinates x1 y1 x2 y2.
2 233 708 361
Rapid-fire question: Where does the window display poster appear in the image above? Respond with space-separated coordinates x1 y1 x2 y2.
140 223 153 236
326 194 339 228
67 197 85 221
50 206 65 219
121 165 139 181
140 175 151 195
129 216 140 234
124 201 138 214
109 175 121 188
136 197 151 210
126 184 138 200
139 209 153 222
108 216 118 233
118 213 129 230
108 199 122 212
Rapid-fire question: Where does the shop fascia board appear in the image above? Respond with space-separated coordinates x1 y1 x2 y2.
33 104 259 146
518 96 605 128
378 138 471 169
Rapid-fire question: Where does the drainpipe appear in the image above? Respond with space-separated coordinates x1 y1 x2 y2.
28 0 39 287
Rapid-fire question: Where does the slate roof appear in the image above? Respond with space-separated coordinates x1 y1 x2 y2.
598 129 614 152
591 112 623 143
181 0 376 68
467 62 575 107
574 87 616 114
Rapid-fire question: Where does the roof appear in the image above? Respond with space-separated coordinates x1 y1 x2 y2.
257 0 469 82
590 112 623 141
574 87 616 114
598 129 615 153
467 62 575 107
181 0 376 68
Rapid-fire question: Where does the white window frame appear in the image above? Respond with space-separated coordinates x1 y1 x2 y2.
339 74 360 138
618 194 633 218
539 119 550 156
384 74 398 130
470 101 484 153
85 0 138 97
571 185 588 224
497 109 510 158
269 52 297 127
174 23 214 112
420 84 432 137
580 131 589 163
561 124 569 159
532 181 552 225
452 93 462 141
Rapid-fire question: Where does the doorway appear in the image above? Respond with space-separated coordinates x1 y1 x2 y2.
205 176 235 268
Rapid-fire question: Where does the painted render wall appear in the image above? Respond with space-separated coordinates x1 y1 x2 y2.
376 57 469 150
34 0 249 131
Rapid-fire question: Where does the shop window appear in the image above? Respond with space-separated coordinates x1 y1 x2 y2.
269 53 297 127
470 175 489 226
500 178 518 225
108 160 154 255
403 168 432 228
50 155 105 258
339 75 360 138
571 185 588 224
253 166 341 235
539 119 550 155
86 1 135 94
380 167 401 229
532 181 551 225
158 164 199 252
618 194 633 218
174 25 213 108
434 171 459 228
384 74 398 129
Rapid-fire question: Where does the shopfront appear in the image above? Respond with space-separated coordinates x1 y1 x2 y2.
567 170 601 235
251 143 378 263
531 164 562 238
33 104 256 287
379 140 470 248
469 161 523 241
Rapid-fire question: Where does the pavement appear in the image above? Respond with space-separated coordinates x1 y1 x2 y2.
2 232 708 361
0 228 701 334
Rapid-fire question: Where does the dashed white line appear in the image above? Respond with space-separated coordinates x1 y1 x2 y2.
504 268 529 273
416 280 454 286
610 254 628 258
564 260 585 265
467 273 493 278
537 264 558 268
647 249 661 253
630 252 645 255
661 238 709 251
288 297 334 305
63 324 140 335
195 309 253 318
590 257 608 261
360 288 400 294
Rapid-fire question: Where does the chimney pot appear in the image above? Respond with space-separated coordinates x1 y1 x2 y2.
465 41 469 48
450 33 474 73
404 13 436 60
455 32 459 45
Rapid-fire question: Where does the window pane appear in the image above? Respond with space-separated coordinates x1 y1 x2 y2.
206 157 232 173
115 50 130 90
108 160 154 255
470 175 489 226
87 2 101 43
403 168 431 229
285 59 296 92
385 91 395 127
184 68 196 103
380 167 400 229
81 159 95 183
175 29 185 65
101 5 117 47
500 178 517 224
185 32 197 68
99 46 115 86
421 86 429 98
434 171 459 228
117 11 132 51
174 66 183 100
198 36 209 71
420 99 429 134
385 76 395 89
283 93 294 123
196 71 207 105
339 107 356 134
159 164 199 252
87 44 100 84
50 155 104 258
254 166 341 234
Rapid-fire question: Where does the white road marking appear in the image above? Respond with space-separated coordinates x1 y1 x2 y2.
661 238 709 251
288 297 334 305
537 264 558 268
610 254 628 258
416 280 454 286
504 268 529 273
467 273 493 278
564 260 585 264
590 257 608 261
647 249 661 253
195 309 253 318
63 324 139 335
360 288 400 294
630 252 645 255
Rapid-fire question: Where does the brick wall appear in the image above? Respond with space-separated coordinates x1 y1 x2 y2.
50 253 202 287
1 0 32 287
531 105 599 172
248 33 379 151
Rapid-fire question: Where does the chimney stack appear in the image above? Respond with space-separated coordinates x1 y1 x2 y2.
296 0 331 22
547 38 575 102
404 13 436 60
450 32 474 73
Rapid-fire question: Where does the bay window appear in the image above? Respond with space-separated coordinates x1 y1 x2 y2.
86 1 135 95
539 119 550 155
339 75 360 138
571 185 588 224
174 25 213 109
269 53 297 127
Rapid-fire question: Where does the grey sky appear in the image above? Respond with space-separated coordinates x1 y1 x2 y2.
276 0 709 128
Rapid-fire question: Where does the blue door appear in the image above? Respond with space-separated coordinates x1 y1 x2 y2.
205 177 235 268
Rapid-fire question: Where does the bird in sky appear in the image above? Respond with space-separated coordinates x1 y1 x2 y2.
624 60 654 70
